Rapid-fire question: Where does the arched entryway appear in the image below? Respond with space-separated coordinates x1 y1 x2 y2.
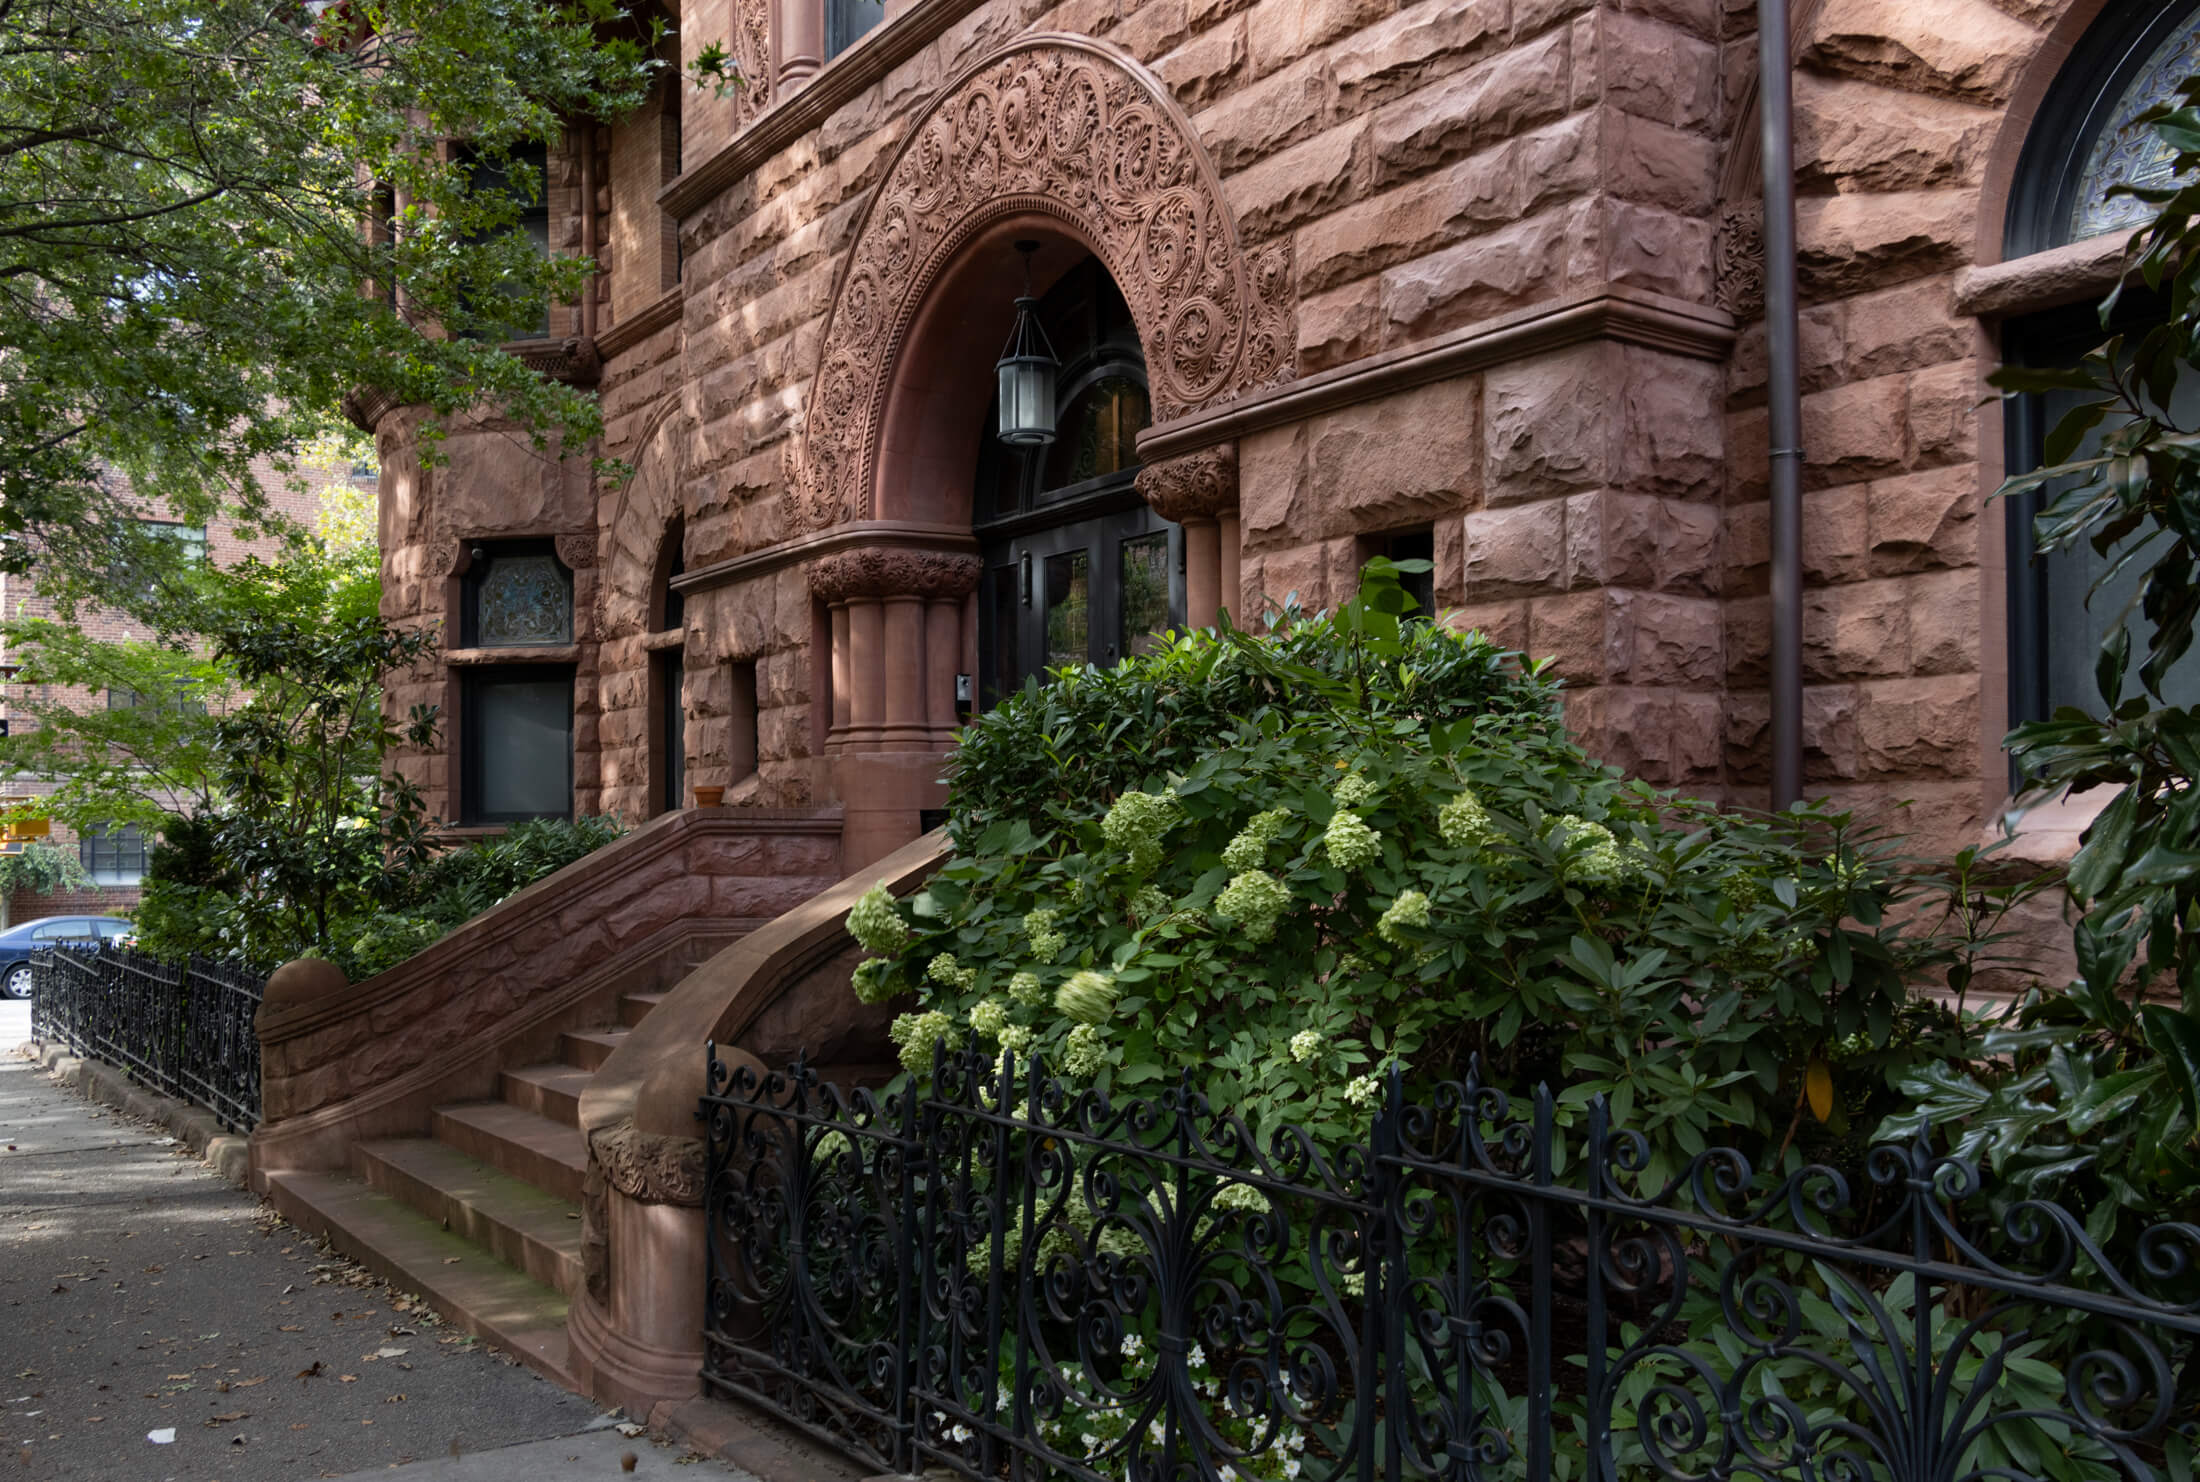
972 255 1181 704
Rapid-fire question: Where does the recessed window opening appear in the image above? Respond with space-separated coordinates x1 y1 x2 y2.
826 0 885 58
728 660 759 784
461 666 575 824
462 541 573 649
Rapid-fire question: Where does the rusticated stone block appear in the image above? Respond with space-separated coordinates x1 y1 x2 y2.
1228 119 1366 242
1115 0 1191 59
1856 674 1981 778
1609 590 1723 687
1564 686 1723 785
1723 684 1863 783
1907 359 1982 468
1615 348 1724 498
1800 375 1908 486
1484 343 1609 503
1329 0 1510 113
1843 276 1970 383
1802 0 2038 104
1382 202 1582 343
1527 587 1609 684
1245 0 1389 78
1463 499 1568 598
1867 465 1979 574
1194 48 1336 172
1297 147 1513 294
1606 110 1717 215
1563 492 1723 595
1445 598 1530 650
1243 378 1478 545
1367 30 1571 185
1795 74 1998 192
1590 12 1720 129
1907 567 1981 677
1295 279 1384 370
1591 198 1718 304
1805 578 1911 682
1156 17 1247 109
1797 189 1975 299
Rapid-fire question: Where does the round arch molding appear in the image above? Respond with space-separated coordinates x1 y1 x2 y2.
790 33 1295 533
601 408 693 639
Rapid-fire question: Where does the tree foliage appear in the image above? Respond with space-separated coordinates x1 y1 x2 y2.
0 0 659 585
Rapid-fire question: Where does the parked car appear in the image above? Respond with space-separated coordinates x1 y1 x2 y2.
0 916 132 999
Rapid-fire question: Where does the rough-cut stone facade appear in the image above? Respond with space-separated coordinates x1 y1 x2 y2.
370 0 2145 875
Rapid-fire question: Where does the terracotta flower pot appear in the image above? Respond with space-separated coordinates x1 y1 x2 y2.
692 785 726 807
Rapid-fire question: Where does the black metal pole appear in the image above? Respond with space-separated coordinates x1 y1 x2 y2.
1760 0 1805 810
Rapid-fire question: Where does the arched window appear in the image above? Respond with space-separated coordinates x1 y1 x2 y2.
2003 1 2200 743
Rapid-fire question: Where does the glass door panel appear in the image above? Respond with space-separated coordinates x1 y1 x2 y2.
1043 549 1091 669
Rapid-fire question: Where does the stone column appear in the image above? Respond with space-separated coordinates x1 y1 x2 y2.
808 547 981 867
1218 512 1242 624
829 602 852 736
1136 444 1240 632
775 0 822 90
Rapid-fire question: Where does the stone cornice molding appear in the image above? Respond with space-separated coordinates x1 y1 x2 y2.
671 520 978 596
1135 445 1238 523
788 33 1293 534
341 385 405 436
808 547 982 603
1136 286 1736 464
594 287 684 362
657 0 987 221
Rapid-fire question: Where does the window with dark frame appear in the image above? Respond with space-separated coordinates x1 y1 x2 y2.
79 823 149 887
826 0 886 58
453 140 552 340
2002 0 2200 761
460 666 575 824
462 541 574 649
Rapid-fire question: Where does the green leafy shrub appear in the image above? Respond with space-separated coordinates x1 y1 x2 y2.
856 563 1966 1181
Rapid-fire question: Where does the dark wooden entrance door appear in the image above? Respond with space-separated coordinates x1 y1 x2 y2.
971 257 1181 705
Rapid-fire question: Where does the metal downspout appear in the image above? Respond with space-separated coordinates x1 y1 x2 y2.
1759 0 1805 809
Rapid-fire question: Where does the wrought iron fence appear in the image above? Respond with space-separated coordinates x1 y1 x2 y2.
31 945 266 1132
701 1040 2200 1482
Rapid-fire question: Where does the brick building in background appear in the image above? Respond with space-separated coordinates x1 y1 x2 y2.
0 462 346 925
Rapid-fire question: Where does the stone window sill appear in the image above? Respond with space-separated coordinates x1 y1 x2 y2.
1991 787 2104 868
639 628 685 653
445 645 579 666
1956 234 2133 321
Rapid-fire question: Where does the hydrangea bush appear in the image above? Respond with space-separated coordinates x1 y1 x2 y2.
855 561 1966 1180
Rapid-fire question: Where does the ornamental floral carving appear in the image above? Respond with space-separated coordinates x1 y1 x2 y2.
793 36 1296 534
1715 201 1765 320
730 0 773 124
808 548 983 604
1135 444 1238 524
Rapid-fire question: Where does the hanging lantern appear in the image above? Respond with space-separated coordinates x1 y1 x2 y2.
994 242 1059 447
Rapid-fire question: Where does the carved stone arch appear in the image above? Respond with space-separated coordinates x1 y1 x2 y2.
602 408 692 640
790 33 1294 534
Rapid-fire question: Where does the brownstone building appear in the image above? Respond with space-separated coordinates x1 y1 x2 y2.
372 0 2197 882
253 0 2200 1421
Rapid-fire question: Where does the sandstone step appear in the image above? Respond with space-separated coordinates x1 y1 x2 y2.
265 1169 576 1389
559 1027 626 1072
352 1136 584 1296
619 991 666 1027
431 1101 588 1202
501 1062 590 1127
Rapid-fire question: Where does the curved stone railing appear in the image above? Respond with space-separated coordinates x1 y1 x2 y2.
568 828 947 1419
249 806 844 1184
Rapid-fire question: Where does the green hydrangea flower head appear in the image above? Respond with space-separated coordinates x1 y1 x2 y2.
968 997 1010 1039
1101 787 1183 876
997 1021 1034 1054
1131 884 1168 920
1023 908 1066 962
1553 816 1631 887
1332 772 1378 809
851 957 901 1005
1221 809 1291 873
1288 1028 1324 1064
1061 1022 1107 1077
1008 970 1046 1006
1323 808 1380 872
1344 1073 1382 1109
1212 1182 1272 1214
1215 868 1292 944
1438 789 1499 848
927 953 977 992
848 882 908 955
1378 889 1431 946
1055 969 1118 1025
888 1009 955 1074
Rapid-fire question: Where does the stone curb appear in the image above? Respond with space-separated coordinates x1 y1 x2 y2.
13 1038 252 1187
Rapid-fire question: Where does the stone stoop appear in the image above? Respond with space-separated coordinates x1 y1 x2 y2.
264 986 666 1392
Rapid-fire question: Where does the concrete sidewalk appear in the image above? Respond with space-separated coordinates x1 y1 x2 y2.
1 1029 756 1482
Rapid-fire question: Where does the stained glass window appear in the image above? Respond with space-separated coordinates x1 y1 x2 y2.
1044 376 1151 490
473 552 572 647
2071 12 2200 241
1119 532 1171 659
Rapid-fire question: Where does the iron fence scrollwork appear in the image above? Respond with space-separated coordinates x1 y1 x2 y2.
702 1040 2200 1481
30 945 265 1132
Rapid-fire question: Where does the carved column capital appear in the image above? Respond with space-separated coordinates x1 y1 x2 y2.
1715 202 1765 320
1135 444 1239 525
808 548 982 604
553 530 599 570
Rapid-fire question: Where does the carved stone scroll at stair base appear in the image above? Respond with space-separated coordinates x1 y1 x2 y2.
808 549 982 605
1136 445 1239 525
589 1120 705 1205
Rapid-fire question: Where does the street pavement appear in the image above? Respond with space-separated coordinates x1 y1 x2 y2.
2 1011 760 1482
